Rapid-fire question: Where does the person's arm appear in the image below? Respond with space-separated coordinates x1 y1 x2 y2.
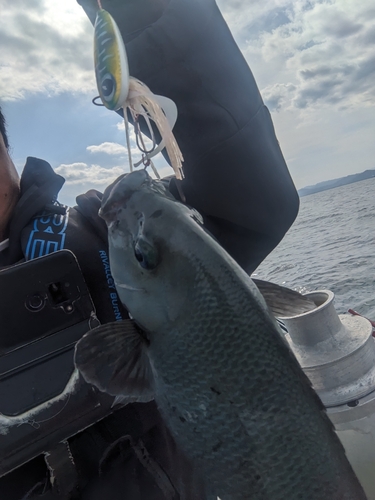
78 0 299 274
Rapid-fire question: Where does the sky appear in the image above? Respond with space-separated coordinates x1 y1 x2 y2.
1 0 374 206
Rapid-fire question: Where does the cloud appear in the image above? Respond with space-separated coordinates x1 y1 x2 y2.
217 0 292 41
87 142 127 155
317 9 362 38
221 0 375 112
88 125 157 165
262 83 296 111
86 139 146 166
55 155 173 188
55 162 124 186
5 0 373 115
4 0 375 194
292 52 375 109
0 2 95 101
55 159 175 207
116 121 126 131
55 161 124 207
220 0 366 118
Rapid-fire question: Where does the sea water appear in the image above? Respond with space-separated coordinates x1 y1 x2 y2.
255 177 375 320
256 177 375 498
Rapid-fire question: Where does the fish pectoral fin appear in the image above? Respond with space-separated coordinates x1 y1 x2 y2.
252 278 316 317
74 319 154 402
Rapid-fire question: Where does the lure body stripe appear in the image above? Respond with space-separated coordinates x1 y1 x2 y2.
94 9 129 111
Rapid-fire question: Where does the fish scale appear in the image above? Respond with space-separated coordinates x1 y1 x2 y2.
75 170 367 500
135 247 361 499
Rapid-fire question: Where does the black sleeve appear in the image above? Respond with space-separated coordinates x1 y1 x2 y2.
126 0 299 273
79 0 300 273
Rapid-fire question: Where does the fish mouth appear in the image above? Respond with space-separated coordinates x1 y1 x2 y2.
100 171 150 224
115 281 145 292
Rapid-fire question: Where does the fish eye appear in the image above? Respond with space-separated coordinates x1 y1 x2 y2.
134 237 159 270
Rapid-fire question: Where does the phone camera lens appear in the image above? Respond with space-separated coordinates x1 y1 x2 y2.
26 294 45 312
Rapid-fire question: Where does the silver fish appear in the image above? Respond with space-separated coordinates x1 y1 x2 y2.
75 170 366 500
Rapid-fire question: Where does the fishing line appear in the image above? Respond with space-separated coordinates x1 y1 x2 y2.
148 159 160 179
123 105 134 172
31 393 72 428
0 370 80 434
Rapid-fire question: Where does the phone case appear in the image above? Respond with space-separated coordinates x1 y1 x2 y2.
0 250 118 478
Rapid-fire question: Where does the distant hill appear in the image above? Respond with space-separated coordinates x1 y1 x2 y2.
298 169 375 197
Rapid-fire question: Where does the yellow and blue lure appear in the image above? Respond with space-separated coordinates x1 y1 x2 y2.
94 8 129 111
94 7 184 180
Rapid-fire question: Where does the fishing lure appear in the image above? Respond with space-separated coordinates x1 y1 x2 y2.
93 6 184 180
94 8 129 112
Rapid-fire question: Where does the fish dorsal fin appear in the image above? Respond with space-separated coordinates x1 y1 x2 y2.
74 319 154 402
252 279 316 317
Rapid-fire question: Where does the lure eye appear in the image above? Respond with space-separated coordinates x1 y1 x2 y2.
100 73 116 102
134 237 159 270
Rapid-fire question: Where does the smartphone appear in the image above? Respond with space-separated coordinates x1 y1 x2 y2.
0 250 117 478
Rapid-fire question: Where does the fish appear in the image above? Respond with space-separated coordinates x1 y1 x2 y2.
74 170 366 500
